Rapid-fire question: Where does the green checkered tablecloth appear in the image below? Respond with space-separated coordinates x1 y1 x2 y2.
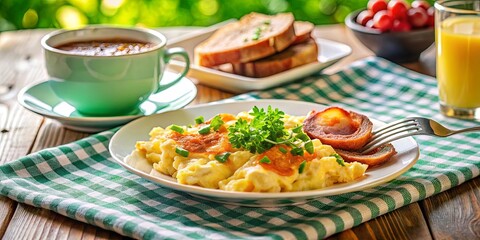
1 57 479 239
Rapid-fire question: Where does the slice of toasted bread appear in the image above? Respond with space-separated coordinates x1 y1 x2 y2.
231 38 318 78
194 12 296 67
292 21 315 45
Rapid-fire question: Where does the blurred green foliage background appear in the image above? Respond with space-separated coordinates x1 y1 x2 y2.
0 0 434 32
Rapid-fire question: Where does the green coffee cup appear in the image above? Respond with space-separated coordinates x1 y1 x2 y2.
41 26 190 116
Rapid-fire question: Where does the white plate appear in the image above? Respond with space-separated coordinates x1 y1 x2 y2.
18 72 197 132
109 100 420 207
166 25 352 93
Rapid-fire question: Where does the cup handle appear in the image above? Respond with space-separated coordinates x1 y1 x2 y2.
155 47 190 93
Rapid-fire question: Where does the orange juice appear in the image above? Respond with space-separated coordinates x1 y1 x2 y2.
436 16 480 108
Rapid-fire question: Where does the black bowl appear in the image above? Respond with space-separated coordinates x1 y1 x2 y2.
345 9 434 63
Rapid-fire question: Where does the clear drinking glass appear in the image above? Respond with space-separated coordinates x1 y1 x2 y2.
435 0 480 120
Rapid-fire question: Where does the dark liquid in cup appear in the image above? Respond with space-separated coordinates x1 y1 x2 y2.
55 39 155 56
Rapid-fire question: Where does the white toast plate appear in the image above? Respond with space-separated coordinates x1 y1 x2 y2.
167 24 352 93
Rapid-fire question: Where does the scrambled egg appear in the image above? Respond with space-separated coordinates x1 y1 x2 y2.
129 111 368 192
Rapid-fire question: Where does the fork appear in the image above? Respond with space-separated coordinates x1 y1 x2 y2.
360 117 480 153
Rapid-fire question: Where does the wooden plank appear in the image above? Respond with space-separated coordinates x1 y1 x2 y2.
192 85 234 103
422 177 480 239
328 203 432 240
0 30 47 164
2 204 129 240
0 196 16 239
30 119 89 152
0 104 43 164
0 30 50 238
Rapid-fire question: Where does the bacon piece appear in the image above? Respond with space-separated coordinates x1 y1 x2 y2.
335 144 397 167
303 107 373 151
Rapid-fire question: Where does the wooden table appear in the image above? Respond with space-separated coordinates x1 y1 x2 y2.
0 25 478 240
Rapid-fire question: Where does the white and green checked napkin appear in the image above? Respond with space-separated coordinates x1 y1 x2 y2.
1 57 479 239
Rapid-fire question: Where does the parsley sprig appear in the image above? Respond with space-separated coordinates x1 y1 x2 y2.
227 106 312 155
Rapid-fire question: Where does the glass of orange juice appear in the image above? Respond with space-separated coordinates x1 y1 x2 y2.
435 0 480 120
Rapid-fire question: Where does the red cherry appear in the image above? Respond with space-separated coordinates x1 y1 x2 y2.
408 7 428 28
391 19 412 32
373 10 394 31
368 0 388 14
411 0 431 10
388 0 409 20
427 6 435 27
366 19 375 29
357 10 374 26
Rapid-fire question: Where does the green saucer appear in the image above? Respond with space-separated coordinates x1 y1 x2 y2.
18 72 197 132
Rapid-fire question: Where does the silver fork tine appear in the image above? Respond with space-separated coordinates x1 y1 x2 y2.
367 125 420 147
361 130 420 153
372 117 415 135
370 120 417 142
360 117 421 153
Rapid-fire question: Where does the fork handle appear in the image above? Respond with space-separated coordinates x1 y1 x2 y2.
451 126 480 136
